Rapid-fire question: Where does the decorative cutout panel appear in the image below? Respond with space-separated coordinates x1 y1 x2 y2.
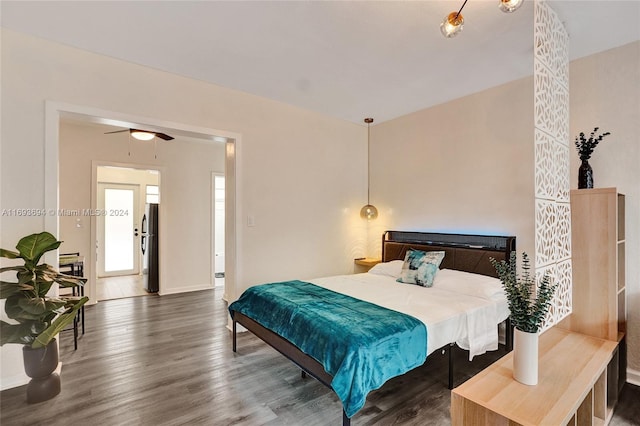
535 129 556 200
538 259 573 327
555 144 570 202
534 0 571 330
555 202 571 260
535 263 556 326
534 199 556 267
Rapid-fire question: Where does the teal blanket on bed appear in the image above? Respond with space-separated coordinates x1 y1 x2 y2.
228 280 427 418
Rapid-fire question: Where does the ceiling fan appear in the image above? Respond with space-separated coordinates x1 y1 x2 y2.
104 128 174 141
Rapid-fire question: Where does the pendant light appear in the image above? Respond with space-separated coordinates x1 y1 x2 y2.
498 0 524 13
360 118 378 220
440 0 524 38
440 0 467 38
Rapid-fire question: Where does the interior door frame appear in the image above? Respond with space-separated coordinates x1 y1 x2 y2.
211 172 225 287
92 162 163 282
44 101 242 306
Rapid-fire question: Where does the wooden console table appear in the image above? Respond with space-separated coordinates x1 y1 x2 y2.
353 257 381 273
451 327 618 426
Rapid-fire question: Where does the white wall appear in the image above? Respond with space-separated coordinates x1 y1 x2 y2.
59 121 224 298
569 41 640 376
0 29 365 389
369 76 536 259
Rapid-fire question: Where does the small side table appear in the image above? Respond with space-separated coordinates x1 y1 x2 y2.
59 255 84 277
354 258 381 273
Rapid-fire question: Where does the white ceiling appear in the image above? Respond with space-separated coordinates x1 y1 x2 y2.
2 1 638 125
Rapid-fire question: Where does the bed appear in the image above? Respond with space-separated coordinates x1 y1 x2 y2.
229 231 516 425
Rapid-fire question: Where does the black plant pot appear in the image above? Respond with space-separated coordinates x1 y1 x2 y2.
578 159 594 189
22 339 61 403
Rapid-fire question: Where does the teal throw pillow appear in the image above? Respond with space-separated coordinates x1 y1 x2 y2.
396 249 445 287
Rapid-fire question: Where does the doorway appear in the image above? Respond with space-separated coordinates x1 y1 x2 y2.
47 103 240 309
213 174 225 289
97 183 140 277
95 166 160 301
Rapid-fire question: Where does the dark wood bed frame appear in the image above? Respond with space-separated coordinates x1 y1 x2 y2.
232 231 516 425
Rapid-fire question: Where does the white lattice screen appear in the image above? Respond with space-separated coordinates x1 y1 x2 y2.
534 0 571 330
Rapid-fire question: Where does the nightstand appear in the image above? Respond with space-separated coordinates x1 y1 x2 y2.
354 257 381 273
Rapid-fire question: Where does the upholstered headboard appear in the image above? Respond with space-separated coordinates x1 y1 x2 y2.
382 231 516 278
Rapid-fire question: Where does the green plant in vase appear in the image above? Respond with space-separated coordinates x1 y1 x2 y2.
0 231 88 402
491 252 557 333
574 127 611 189
490 252 557 385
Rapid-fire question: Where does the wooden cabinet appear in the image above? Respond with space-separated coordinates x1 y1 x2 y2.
450 188 627 426
565 188 626 400
566 188 626 341
451 328 617 426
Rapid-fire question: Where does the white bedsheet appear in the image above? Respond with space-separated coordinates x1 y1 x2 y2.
308 271 508 359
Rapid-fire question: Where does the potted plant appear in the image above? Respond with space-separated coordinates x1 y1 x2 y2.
574 127 611 189
0 232 88 403
491 252 557 385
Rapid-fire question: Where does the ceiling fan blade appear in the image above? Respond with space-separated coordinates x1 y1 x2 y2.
155 133 174 141
104 129 129 135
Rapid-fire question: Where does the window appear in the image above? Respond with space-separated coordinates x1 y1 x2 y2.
146 185 159 204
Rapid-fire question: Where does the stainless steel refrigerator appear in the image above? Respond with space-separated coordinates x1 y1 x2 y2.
141 203 159 293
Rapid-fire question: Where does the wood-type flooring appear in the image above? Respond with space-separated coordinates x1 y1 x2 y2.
1 288 638 425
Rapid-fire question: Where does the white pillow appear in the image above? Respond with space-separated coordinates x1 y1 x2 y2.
367 260 403 278
432 268 505 300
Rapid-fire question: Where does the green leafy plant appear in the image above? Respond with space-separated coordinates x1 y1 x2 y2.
574 127 611 161
490 252 558 333
1 232 88 348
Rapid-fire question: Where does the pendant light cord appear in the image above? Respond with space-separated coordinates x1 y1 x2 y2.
456 0 469 18
367 121 370 204
364 118 373 205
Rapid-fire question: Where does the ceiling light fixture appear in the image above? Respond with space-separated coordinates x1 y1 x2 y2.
440 0 467 38
104 128 175 141
130 130 156 141
360 118 378 221
105 128 172 159
441 0 524 38
498 0 524 13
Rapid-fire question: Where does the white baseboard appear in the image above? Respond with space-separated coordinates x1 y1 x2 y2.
0 373 28 391
1 358 64 391
159 283 214 296
627 368 640 386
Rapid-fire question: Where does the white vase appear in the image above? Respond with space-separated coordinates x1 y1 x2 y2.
513 328 538 385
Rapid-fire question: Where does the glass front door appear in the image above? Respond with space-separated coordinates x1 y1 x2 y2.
97 183 140 277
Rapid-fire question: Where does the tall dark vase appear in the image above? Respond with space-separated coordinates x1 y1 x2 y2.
578 159 594 189
23 339 61 403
